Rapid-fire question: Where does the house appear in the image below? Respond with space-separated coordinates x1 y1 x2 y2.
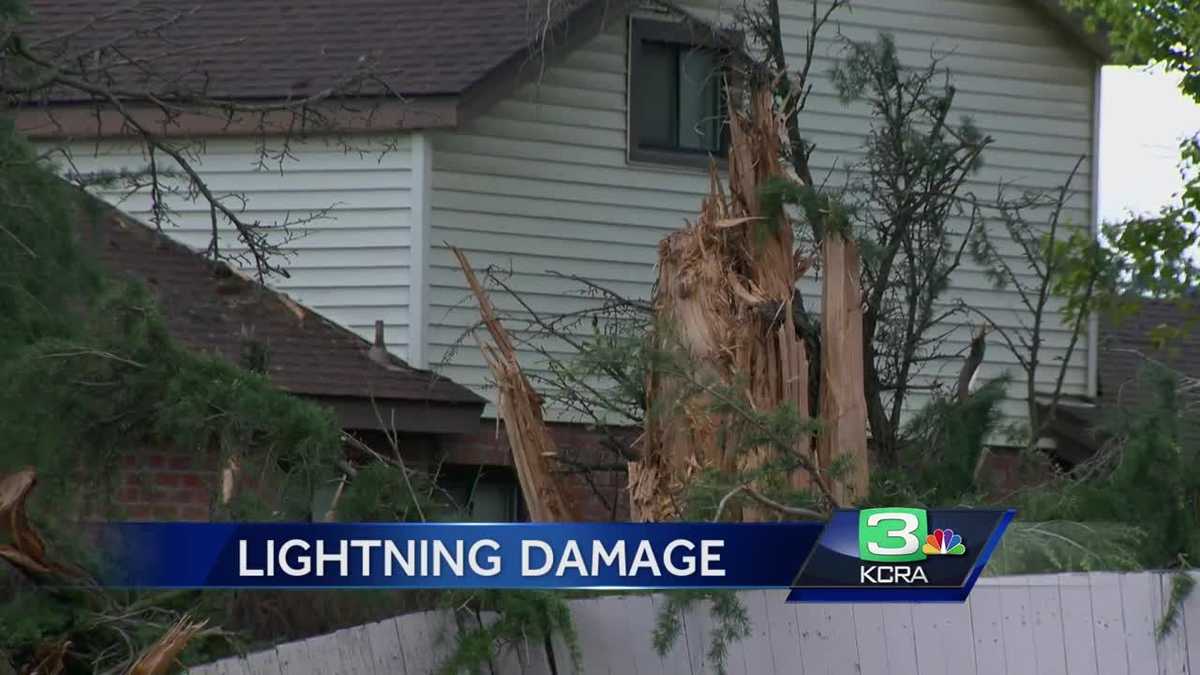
18 0 1111 513
1027 298 1200 471
79 198 510 520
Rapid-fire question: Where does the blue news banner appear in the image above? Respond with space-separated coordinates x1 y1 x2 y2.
96 508 1014 602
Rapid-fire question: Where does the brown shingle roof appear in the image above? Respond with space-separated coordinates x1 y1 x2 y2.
1100 298 1200 410
78 198 484 413
21 0 595 102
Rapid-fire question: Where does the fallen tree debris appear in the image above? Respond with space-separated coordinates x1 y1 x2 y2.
631 88 845 521
452 246 579 522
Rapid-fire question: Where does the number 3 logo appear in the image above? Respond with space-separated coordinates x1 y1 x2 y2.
858 508 928 562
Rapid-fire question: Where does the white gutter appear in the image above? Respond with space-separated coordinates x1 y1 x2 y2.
409 132 433 369
1087 67 1102 399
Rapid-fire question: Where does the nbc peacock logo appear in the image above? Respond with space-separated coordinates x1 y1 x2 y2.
923 528 966 556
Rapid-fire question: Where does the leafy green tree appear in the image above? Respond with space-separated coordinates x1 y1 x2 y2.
1064 0 1200 102
1062 1 1200 302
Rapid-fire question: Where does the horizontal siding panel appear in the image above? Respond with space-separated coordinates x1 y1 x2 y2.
781 5 1089 65
427 343 1086 395
291 287 411 308
271 266 412 288
437 133 1091 190
59 135 415 364
317 306 410 328
430 0 1097 435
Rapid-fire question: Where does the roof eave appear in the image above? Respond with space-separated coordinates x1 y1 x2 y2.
1023 0 1113 63
15 95 462 140
305 395 485 434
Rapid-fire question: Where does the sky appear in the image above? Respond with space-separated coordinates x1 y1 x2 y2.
1099 66 1200 222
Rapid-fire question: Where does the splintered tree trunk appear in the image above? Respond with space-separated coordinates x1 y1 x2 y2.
452 247 579 522
630 89 821 522
817 234 870 504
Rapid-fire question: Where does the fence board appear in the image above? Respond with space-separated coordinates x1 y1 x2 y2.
795 601 857 674
190 572 1200 675
1120 572 1162 675
623 594 669 675
363 618 408 675
680 596 708 675
851 604 888 675
393 611 443 675
1091 572 1131 675
739 590 779 675
1182 571 1200 675
1156 573 1189 675
240 647 282 675
880 603 920 675
572 597 628 675
649 593 692 675
913 600 976 675
970 585 1007 675
1000 581 1038 674
762 590 806 675
1028 574 1068 675
1059 572 1100 675
271 640 314 675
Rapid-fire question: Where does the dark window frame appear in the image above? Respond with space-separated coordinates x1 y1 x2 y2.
627 17 739 169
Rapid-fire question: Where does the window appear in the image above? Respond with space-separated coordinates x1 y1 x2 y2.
629 18 732 166
439 465 526 522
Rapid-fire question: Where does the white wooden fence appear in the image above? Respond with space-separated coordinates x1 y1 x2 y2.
188 572 1200 674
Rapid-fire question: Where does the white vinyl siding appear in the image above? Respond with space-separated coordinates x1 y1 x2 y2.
57 135 417 360
428 0 1098 428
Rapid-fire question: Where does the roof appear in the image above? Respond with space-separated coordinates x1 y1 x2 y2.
17 0 610 133
16 0 1105 137
1099 298 1200 410
78 196 485 432
1022 0 1111 62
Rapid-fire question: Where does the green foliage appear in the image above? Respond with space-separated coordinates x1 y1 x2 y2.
336 462 443 523
1071 365 1200 566
652 591 750 675
890 377 1010 505
438 590 580 675
758 176 854 239
1158 571 1196 640
0 118 343 517
1063 2 1200 304
985 521 1144 575
0 116 349 670
1062 0 1200 103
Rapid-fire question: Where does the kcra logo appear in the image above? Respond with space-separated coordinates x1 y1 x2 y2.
856 508 967 585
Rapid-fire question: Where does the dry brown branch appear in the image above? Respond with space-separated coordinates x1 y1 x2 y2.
126 616 208 675
0 467 87 583
451 246 578 522
816 234 870 504
25 639 69 675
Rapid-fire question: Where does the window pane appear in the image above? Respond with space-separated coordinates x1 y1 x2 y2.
633 42 676 149
677 48 720 152
470 482 516 522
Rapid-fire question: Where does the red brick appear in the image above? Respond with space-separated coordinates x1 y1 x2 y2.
179 505 209 521
178 473 205 489
167 455 192 471
117 487 141 504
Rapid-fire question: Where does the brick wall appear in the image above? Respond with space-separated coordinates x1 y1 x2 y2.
116 446 220 521
111 423 633 522
114 422 1035 522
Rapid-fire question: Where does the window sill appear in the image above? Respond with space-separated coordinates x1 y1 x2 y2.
627 146 728 173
